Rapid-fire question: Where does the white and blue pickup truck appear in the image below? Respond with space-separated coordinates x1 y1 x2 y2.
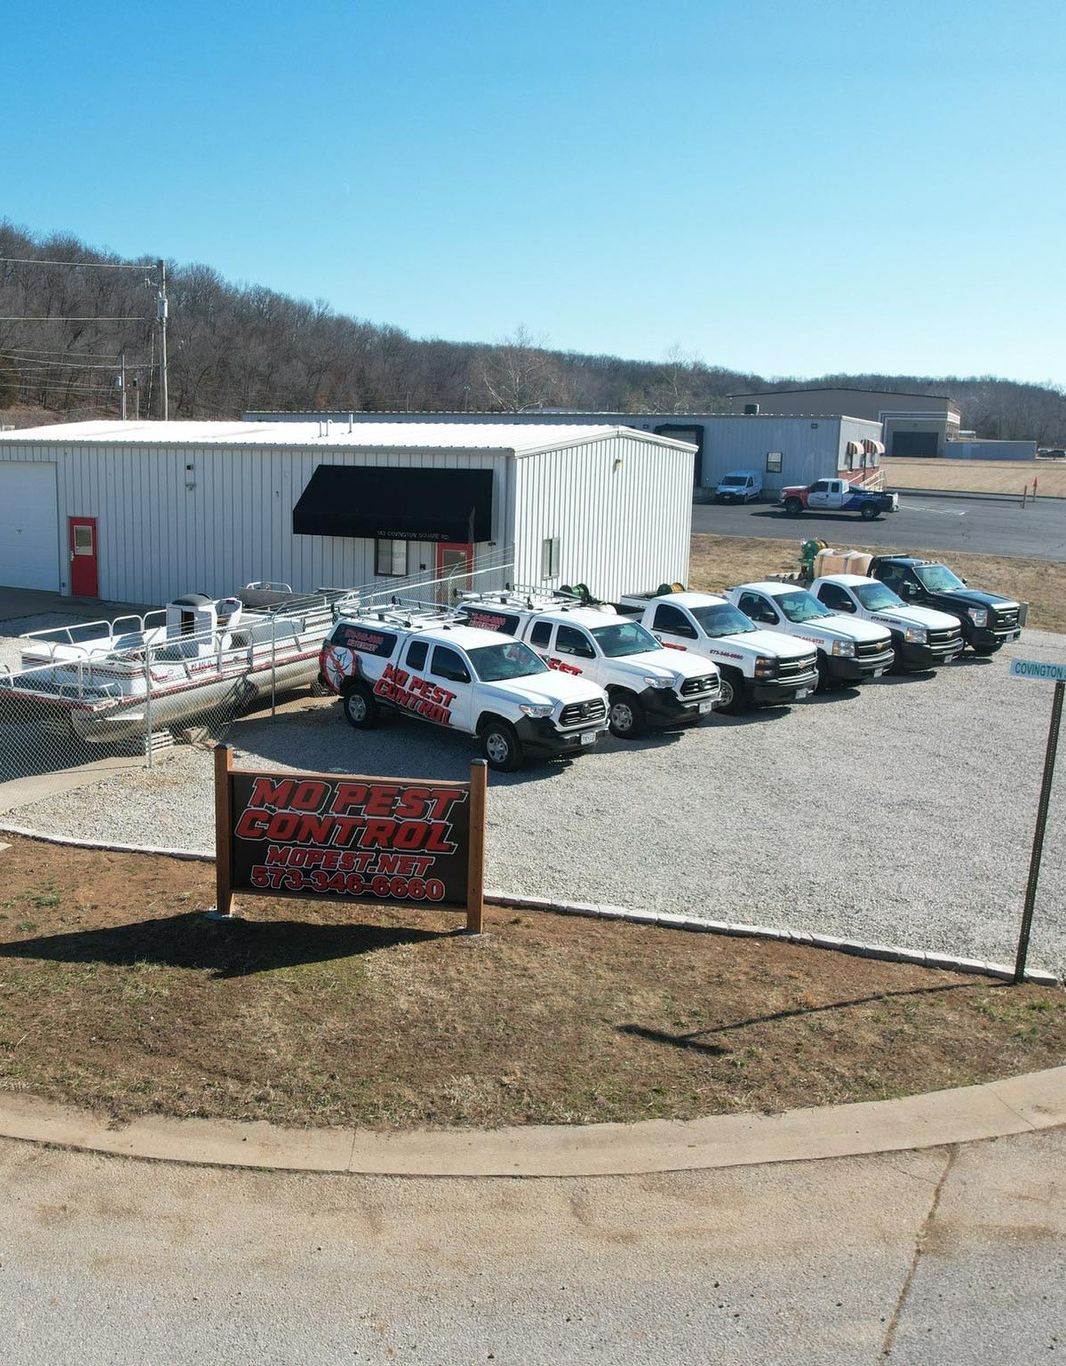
613 589 818 713
320 605 609 771
724 581 895 690
780 478 899 520
455 591 721 738
807 574 964 672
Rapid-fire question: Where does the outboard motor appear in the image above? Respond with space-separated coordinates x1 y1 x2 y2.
165 594 242 655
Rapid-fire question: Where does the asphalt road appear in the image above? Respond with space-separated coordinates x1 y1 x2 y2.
693 493 1066 560
1 1130 1062 1364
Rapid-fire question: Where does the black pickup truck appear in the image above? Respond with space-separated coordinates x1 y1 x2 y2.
867 556 1026 655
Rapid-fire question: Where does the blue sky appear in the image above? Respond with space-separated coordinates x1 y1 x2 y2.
4 0 1064 384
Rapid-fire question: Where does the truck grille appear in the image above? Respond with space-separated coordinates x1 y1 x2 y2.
560 698 607 727
680 675 717 696
779 654 817 677
856 637 892 659
928 626 962 647
993 607 1020 630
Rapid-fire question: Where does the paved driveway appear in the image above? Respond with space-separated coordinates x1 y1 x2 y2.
0 1128 1062 1364
692 495 1066 560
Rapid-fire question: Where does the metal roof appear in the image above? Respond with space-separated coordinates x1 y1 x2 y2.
0 418 696 457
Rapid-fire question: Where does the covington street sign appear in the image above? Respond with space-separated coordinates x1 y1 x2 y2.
1010 658 1066 682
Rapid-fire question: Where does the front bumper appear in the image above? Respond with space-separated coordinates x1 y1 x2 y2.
750 668 820 702
898 637 965 670
965 623 1023 652
822 647 895 681
640 684 720 727
515 715 609 756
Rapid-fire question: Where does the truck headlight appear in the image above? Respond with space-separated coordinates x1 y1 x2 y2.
904 627 928 644
967 607 988 627
519 703 553 718
830 640 855 657
642 675 674 688
754 656 777 678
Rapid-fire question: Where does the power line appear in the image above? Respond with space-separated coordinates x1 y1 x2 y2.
2 355 151 372
0 316 150 323
0 256 154 271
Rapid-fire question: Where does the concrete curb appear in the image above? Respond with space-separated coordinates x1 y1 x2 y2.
1 1068 1064 1178
0 825 1058 986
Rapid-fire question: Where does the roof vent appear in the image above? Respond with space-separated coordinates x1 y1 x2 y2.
744 403 760 415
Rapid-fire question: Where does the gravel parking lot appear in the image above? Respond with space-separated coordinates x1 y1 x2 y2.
3 632 1064 976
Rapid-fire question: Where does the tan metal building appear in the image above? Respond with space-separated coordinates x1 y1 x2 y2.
728 387 961 458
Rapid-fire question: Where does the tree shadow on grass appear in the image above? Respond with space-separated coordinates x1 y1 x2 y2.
0 911 457 978
618 980 998 1056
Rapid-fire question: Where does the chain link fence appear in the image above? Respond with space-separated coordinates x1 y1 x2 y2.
0 549 520 792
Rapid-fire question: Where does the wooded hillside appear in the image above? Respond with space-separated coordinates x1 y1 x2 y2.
2 223 1064 442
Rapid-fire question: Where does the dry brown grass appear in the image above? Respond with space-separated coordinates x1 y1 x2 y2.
0 838 1062 1131
689 534 1066 635
884 457 1066 498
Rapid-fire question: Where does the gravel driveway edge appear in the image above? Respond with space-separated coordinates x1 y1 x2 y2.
1 825 1057 988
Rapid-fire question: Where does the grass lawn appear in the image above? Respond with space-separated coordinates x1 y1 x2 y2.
0 838 1062 1131
689 534 1066 635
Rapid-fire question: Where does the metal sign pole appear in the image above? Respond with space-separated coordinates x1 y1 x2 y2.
1014 678 1064 983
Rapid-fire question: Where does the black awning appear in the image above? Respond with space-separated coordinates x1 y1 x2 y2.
292 465 494 543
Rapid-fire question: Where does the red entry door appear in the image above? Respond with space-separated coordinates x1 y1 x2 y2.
69 517 99 597
436 541 473 604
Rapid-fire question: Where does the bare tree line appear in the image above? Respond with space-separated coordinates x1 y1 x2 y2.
2 222 1064 442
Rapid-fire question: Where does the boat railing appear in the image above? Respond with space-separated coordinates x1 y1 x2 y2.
22 609 168 649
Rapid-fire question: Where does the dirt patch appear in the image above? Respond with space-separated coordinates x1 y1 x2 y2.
689 534 1066 634
0 838 1061 1131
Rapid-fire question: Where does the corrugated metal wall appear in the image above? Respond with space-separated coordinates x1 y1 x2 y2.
0 440 515 603
513 433 691 600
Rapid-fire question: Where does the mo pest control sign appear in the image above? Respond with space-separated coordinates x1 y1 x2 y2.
213 746 487 931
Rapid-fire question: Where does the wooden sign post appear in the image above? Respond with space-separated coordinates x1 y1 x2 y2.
212 746 488 933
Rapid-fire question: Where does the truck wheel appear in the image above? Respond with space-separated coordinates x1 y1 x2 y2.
971 643 1001 656
718 668 746 714
479 717 523 772
784 498 803 517
815 657 842 693
608 691 647 738
342 682 378 729
860 503 878 520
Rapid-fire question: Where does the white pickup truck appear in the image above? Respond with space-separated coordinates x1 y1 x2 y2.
808 574 964 672
456 591 721 737
320 605 609 771
613 590 818 713
724 581 895 689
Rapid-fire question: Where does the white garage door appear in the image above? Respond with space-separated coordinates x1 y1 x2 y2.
0 462 61 591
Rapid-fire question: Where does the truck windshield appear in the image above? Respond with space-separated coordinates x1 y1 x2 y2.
690 603 757 637
467 641 549 681
854 583 903 611
591 621 660 657
721 476 746 487
777 591 833 623
915 564 965 592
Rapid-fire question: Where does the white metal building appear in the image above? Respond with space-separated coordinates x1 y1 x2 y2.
246 409 884 495
0 420 695 603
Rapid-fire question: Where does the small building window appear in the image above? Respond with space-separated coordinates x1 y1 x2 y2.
375 538 408 577
765 451 783 473
541 536 560 579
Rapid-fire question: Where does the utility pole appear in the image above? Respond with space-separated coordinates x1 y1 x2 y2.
132 375 140 421
156 258 169 420
118 347 127 420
